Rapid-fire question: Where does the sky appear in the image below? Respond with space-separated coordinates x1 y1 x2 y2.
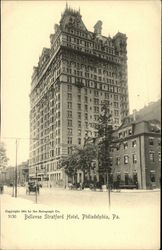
1 0 161 165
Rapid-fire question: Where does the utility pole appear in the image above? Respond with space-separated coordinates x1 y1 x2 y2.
12 171 15 197
107 170 111 209
15 139 18 197
35 166 38 203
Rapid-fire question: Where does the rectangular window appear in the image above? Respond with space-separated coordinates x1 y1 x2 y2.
78 95 81 102
67 102 72 109
78 112 81 120
114 110 119 116
68 137 72 144
149 151 155 162
67 76 72 83
119 132 122 138
94 106 99 113
150 171 155 182
67 128 72 135
50 150 54 157
57 120 60 127
158 138 161 146
68 147 72 155
78 121 81 128
109 157 113 166
149 137 154 146
125 173 129 185
105 92 109 99
115 118 119 124
67 111 72 118
85 96 88 103
94 90 99 97
123 131 127 137
85 122 88 129
85 113 88 120
85 105 88 112
158 152 161 162
124 142 128 149
132 154 137 163
67 93 72 100
132 140 136 147
68 120 72 127
78 104 81 110
114 95 118 101
116 157 120 165
94 98 99 105
124 155 129 164
67 84 72 92
78 129 81 136
128 129 132 135
78 138 81 145
117 174 121 184
114 102 119 108
94 115 99 121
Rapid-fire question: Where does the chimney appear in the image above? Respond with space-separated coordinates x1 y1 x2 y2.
54 24 59 33
133 109 136 121
94 20 102 35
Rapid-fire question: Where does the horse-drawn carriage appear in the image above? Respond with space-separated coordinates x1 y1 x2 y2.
26 182 39 195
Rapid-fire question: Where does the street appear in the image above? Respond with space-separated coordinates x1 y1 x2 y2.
3 186 160 209
1 187 160 250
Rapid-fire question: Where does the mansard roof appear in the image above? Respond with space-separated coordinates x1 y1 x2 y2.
32 6 126 78
116 119 161 135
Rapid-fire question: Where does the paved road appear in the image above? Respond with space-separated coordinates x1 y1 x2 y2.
3 186 160 210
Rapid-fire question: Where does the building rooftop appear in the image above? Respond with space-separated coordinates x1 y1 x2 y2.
32 4 127 75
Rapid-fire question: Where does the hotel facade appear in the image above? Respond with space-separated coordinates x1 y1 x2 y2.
29 6 129 187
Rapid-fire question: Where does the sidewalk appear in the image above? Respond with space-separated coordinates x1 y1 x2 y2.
0 194 35 209
111 188 160 193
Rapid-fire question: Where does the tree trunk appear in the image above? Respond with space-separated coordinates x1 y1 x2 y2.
88 164 91 182
83 170 85 183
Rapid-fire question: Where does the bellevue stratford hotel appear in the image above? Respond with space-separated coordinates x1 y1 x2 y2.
29 5 129 187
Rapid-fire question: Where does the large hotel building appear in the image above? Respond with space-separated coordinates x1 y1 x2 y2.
29 6 129 187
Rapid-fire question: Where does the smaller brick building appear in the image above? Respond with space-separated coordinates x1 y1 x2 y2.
111 118 161 189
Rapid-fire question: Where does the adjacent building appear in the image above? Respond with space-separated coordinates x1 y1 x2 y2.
111 118 161 189
17 161 29 185
29 5 129 187
0 161 29 186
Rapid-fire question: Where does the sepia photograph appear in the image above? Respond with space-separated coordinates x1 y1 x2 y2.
0 1 161 249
